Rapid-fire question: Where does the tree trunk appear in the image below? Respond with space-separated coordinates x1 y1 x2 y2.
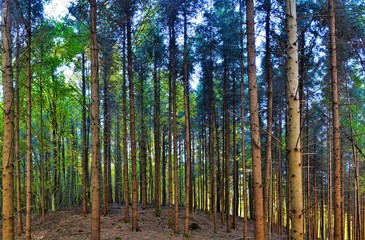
183 12 191 237
2 0 14 238
25 0 32 237
328 0 342 239
154 51 161 215
82 52 89 215
264 1 273 239
223 54 230 234
15 21 24 235
103 71 109 216
246 0 265 238
285 0 304 238
90 0 101 238
241 83 248 240
121 24 130 223
126 3 139 230
139 67 147 210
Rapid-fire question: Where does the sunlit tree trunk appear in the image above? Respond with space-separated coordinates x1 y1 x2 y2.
2 0 14 238
89 0 100 238
246 0 265 238
286 0 303 238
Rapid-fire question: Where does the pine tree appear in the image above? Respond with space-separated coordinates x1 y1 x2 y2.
2 0 15 238
246 0 265 238
90 0 101 238
286 0 304 238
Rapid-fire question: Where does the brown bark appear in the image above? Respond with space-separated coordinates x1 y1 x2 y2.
223 60 230 234
246 0 265 238
25 0 32 237
154 50 161 215
103 73 109 216
90 0 100 238
82 52 88 215
126 3 139 230
264 1 273 238
140 70 147 211
2 0 14 238
328 0 342 239
183 12 191 237
15 21 24 235
327 113 333 240
121 25 130 223
241 83 248 240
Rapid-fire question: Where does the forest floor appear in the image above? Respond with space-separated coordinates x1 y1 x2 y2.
5 203 287 239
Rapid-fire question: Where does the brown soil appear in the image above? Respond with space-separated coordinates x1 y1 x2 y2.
5 204 286 239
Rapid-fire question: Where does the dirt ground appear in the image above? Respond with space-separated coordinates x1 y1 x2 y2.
3 204 286 239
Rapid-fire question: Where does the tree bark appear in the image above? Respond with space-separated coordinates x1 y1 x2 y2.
264 1 273 239
103 71 109 216
285 0 304 238
82 52 89 215
154 49 161 215
328 0 342 239
89 0 101 238
25 0 32 237
126 2 139 230
2 0 14 238
121 24 130 223
183 11 191 237
241 83 248 240
15 21 24 235
246 0 265 238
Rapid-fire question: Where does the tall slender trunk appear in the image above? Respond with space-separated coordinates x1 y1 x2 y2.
39 55 45 225
239 2 246 238
241 83 247 240
232 79 238 230
264 1 273 239
286 0 303 238
122 25 130 223
208 28 216 234
168 25 174 226
126 4 139 231
183 12 191 237
103 72 109 216
25 0 32 238
90 0 100 238
82 52 88 215
328 0 342 239
223 59 230 233
154 51 161 215
140 69 147 210
115 113 122 204
15 21 24 235
246 0 265 238
327 112 333 240
2 0 14 238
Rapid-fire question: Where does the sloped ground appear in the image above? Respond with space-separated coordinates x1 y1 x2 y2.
4 204 286 239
